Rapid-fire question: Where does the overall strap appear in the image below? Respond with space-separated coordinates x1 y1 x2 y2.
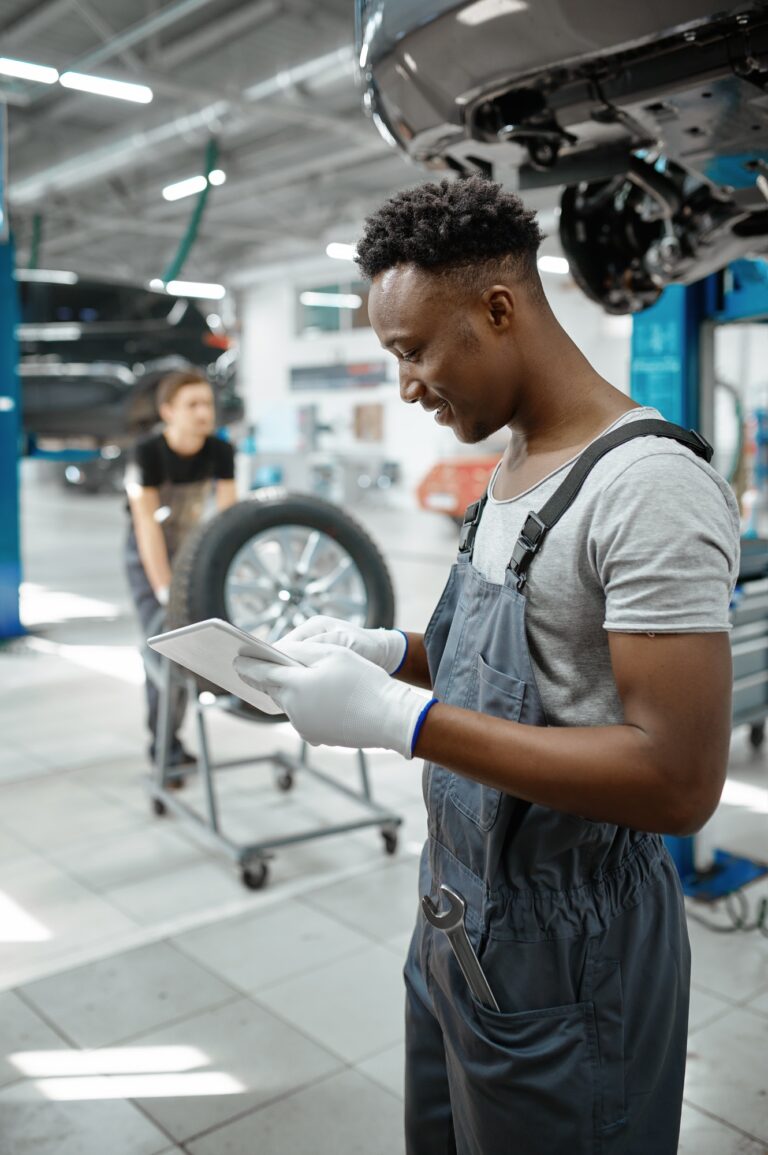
509 420 713 590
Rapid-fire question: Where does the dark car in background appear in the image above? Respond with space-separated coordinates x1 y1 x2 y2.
17 272 243 445
356 0 768 313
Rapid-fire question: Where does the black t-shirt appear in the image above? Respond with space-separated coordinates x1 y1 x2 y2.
130 432 235 487
125 433 235 555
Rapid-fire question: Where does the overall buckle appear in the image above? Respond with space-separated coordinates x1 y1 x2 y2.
458 500 482 554
508 511 548 589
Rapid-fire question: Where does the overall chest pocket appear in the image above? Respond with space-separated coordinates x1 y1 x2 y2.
448 654 527 831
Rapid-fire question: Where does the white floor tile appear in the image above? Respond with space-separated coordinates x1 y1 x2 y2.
299 856 421 943
685 1005 768 1142
356 1041 405 1100
130 996 342 1142
0 1095 171 1155
172 897 372 993
254 943 405 1064
186 1068 405 1155
688 983 736 1034
679 1102 768 1154
18 942 238 1048
0 991 68 1090
0 860 139 989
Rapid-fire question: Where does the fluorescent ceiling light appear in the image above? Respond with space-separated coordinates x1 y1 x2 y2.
537 255 570 275
0 57 58 84
165 280 226 300
300 291 363 309
162 170 226 201
457 0 528 25
14 269 78 284
59 71 153 103
16 324 82 341
162 174 208 201
326 243 357 261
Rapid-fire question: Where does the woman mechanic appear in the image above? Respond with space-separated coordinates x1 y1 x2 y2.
234 178 739 1154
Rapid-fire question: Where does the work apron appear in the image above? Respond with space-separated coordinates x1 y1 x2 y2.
404 420 712 1155
125 478 211 751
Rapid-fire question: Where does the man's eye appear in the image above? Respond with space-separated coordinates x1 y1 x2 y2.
401 349 420 362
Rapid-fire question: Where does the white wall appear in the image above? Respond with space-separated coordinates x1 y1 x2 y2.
237 258 633 506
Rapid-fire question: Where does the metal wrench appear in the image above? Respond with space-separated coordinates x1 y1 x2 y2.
421 884 500 1012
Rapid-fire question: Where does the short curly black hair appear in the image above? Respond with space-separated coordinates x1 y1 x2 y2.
356 176 544 298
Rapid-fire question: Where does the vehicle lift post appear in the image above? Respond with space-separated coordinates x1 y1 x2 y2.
0 236 23 641
630 261 768 900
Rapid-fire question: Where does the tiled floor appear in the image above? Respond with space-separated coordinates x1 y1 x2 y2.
0 472 766 1153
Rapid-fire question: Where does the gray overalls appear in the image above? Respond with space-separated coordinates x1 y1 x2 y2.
404 421 713 1155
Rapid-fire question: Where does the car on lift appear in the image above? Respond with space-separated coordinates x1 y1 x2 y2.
355 0 768 313
16 270 243 454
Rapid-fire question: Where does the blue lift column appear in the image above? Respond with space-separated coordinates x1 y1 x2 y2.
0 237 22 640
631 268 768 899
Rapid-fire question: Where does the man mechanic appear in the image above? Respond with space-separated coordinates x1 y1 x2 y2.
235 177 739 1154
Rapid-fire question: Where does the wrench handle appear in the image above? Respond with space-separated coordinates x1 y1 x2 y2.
448 932 500 1013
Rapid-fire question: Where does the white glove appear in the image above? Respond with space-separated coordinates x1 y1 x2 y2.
276 615 407 675
233 639 436 758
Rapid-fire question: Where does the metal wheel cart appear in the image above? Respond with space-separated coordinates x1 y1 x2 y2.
147 656 403 890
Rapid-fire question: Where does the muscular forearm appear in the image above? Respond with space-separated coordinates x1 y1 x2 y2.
133 516 172 593
414 704 720 836
394 632 433 690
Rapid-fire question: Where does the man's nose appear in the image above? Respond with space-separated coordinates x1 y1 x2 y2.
399 364 425 405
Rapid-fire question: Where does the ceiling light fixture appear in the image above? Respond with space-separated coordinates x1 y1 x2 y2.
14 269 79 284
537 255 570 275
300 291 362 309
17 324 83 341
59 71 153 104
0 57 58 84
162 174 208 202
326 243 357 261
165 280 226 300
162 170 226 201
457 0 528 26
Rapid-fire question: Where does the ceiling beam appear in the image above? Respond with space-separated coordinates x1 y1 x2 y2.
155 0 282 69
8 45 357 205
0 0 73 45
62 0 223 75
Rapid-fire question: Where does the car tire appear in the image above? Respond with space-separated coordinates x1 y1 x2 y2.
166 490 396 721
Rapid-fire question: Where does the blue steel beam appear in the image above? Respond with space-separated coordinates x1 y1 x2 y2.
0 238 22 639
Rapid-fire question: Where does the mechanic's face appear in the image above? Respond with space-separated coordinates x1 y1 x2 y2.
368 264 520 444
161 381 216 439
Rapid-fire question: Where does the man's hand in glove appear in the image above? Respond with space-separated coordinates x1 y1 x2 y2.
276 615 407 674
234 639 436 759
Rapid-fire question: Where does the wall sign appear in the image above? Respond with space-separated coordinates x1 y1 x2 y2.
290 362 390 391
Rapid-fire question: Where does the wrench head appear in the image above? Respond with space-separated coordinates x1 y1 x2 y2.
421 884 467 931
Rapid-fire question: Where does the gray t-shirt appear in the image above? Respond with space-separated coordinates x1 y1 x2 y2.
472 407 741 728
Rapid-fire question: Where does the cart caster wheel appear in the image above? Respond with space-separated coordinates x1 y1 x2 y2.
749 722 765 750
276 771 294 792
382 828 399 856
152 798 167 817
241 861 269 890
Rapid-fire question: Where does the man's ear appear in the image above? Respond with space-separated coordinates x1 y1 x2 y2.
483 285 514 332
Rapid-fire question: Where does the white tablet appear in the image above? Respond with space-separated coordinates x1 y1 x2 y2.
147 618 303 715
